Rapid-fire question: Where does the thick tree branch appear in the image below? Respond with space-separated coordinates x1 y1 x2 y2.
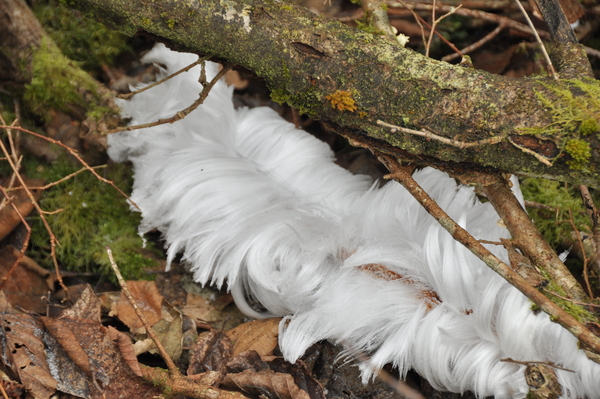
74 0 600 187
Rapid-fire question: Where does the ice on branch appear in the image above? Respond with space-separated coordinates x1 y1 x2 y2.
109 44 600 398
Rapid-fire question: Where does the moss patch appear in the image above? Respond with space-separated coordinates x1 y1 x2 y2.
521 79 600 170
520 178 590 248
23 37 105 121
33 0 131 72
19 156 159 281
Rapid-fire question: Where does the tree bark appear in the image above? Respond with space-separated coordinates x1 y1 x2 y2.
72 0 600 187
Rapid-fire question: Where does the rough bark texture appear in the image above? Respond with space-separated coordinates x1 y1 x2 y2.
72 0 600 187
0 0 46 85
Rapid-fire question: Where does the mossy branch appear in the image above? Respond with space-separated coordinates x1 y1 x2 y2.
73 0 600 186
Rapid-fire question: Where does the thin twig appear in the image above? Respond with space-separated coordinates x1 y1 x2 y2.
0 125 139 210
377 120 504 148
375 152 600 355
500 357 575 372
118 58 205 100
108 64 232 135
387 3 550 39
0 134 69 298
513 0 558 80
425 0 437 57
106 246 179 374
6 165 107 192
395 0 427 48
544 289 600 308
442 21 506 61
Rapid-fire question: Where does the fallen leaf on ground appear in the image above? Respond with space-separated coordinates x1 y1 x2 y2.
0 313 57 399
226 318 281 357
112 280 162 330
0 245 54 313
222 369 311 399
0 176 44 241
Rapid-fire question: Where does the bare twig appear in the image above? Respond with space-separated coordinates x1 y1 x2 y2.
6 165 107 192
106 246 179 373
375 153 600 355
426 2 462 57
0 132 69 298
395 0 427 48
118 58 205 100
387 2 550 39
442 22 506 62
108 64 232 135
544 289 600 309
500 357 575 372
524 200 558 211
513 0 558 79
0 125 139 210
377 120 504 148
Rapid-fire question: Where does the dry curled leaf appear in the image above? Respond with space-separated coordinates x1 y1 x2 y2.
222 369 311 399
0 314 57 399
226 318 281 357
0 176 44 241
113 280 163 330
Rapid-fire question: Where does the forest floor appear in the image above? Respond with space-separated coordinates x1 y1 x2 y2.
1 0 600 398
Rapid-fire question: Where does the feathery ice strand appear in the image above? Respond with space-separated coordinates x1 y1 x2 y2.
109 44 600 398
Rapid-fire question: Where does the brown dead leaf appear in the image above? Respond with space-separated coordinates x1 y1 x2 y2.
226 318 281 357
266 357 326 399
113 280 163 330
45 316 161 398
43 329 91 398
143 299 184 361
59 284 101 322
41 317 93 376
108 326 142 377
0 245 54 313
188 330 233 378
226 350 268 374
0 313 57 399
182 292 230 324
222 369 311 399
0 176 44 241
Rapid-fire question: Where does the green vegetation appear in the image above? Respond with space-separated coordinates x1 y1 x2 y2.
520 178 591 248
33 0 131 72
23 37 104 121
521 79 600 170
16 156 159 281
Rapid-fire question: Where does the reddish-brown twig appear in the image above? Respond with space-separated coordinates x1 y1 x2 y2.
442 21 506 61
0 125 139 210
118 58 206 100
108 63 232 135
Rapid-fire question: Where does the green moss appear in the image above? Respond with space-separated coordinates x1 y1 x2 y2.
33 0 131 72
166 19 176 29
540 270 595 324
520 79 600 170
564 139 591 170
20 156 159 281
579 118 599 135
520 178 590 248
23 37 102 121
